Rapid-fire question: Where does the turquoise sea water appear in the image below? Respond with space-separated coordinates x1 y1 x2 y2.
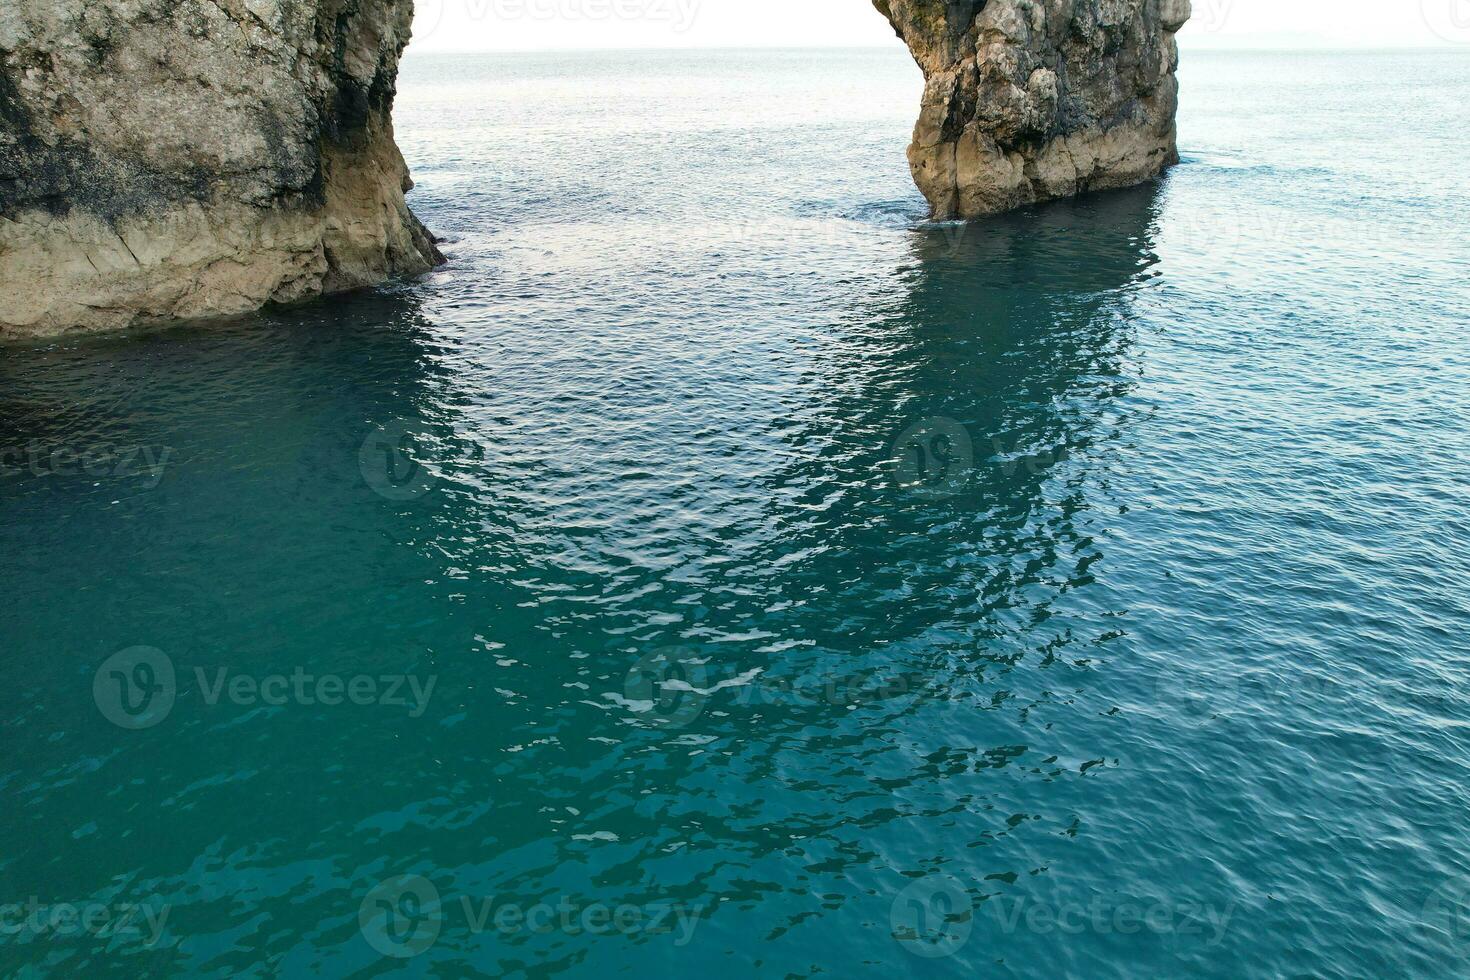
3 47 1470 977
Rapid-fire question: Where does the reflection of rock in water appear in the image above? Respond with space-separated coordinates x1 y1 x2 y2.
740 183 1164 686
0 291 465 673
0 183 1179 972
665 187 1170 947
888 184 1163 499
0 290 449 469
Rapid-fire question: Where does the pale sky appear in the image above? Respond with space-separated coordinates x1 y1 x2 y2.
408 0 1470 52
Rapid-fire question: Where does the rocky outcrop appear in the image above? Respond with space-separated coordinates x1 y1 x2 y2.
877 0 1190 218
0 0 442 336
1 1 1187 337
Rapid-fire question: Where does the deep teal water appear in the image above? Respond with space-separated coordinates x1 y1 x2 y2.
3 48 1470 977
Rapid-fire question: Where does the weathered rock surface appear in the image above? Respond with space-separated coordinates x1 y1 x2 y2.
1 0 442 336
877 0 1191 218
2 0 1188 336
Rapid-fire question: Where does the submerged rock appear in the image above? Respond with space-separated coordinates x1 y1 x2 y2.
877 0 1191 219
1 0 1187 336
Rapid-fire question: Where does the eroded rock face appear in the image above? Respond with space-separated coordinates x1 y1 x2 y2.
0 0 442 336
877 0 1191 218
1 0 1188 336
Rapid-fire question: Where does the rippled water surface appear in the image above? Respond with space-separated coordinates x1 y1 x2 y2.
3 48 1470 977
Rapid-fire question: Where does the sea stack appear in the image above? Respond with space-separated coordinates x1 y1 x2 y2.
0 0 442 336
877 0 1192 219
1 0 1189 336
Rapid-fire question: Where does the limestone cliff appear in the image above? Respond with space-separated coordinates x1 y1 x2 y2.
877 0 1191 218
0 0 442 336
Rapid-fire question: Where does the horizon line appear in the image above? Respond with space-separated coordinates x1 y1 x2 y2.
405 42 1470 55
